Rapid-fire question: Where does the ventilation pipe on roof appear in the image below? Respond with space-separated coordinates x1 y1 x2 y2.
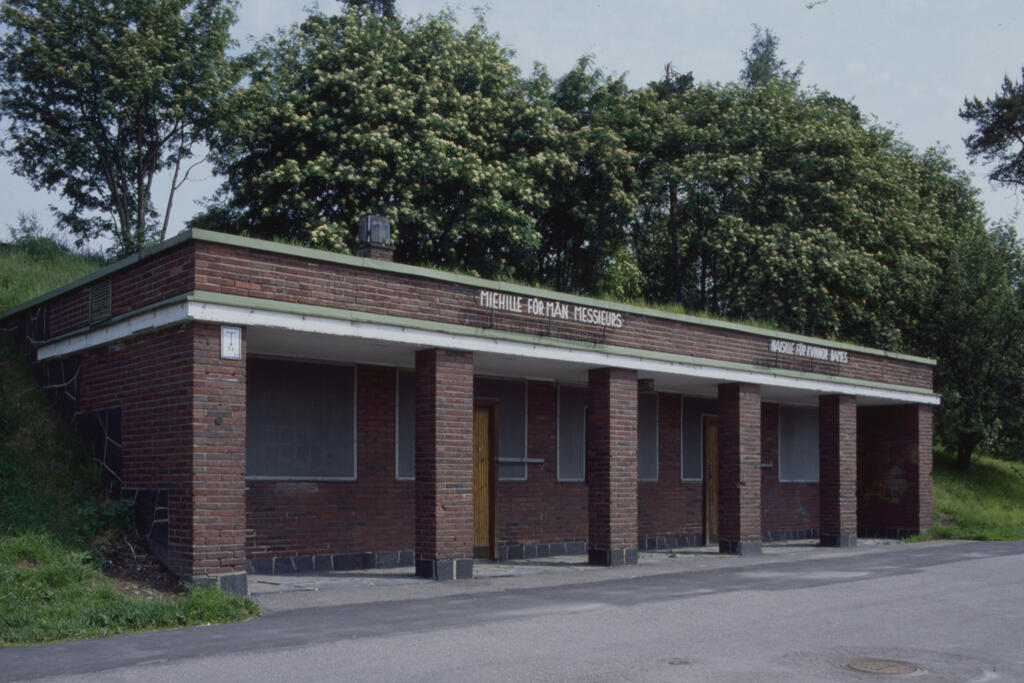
355 215 394 262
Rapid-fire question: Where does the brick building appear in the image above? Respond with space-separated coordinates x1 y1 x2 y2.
1 224 937 595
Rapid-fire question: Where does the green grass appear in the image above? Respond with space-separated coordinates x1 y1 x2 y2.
914 449 1024 542
0 236 104 313
0 534 255 646
0 237 257 646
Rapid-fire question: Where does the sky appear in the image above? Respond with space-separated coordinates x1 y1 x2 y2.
2 0 1022 247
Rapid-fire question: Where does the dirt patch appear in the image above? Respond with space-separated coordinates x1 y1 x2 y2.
101 537 180 601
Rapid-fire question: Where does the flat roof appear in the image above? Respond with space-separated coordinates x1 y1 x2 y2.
1 228 936 367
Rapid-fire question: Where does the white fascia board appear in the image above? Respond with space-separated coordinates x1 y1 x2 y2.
190 303 939 405
36 302 190 361
37 300 940 406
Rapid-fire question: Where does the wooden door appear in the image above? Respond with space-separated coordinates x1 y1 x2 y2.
473 404 496 558
704 415 719 543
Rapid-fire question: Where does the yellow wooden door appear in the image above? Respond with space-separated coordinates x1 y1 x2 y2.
704 415 719 543
473 404 495 558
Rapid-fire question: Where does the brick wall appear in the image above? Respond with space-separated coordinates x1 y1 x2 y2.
245 365 414 559
857 404 933 537
77 324 192 572
587 368 638 563
717 383 762 552
496 381 588 547
187 241 932 390
48 244 197 337
638 393 704 541
30 237 928 392
819 395 857 544
415 349 474 568
76 322 245 580
760 403 819 537
186 323 247 581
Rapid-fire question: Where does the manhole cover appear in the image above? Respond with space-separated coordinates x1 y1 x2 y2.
840 658 925 676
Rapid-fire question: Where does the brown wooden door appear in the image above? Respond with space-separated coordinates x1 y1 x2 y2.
704 415 719 543
473 404 496 558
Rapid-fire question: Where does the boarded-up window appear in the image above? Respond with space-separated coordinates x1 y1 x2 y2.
638 393 659 481
246 358 356 480
395 369 415 480
779 405 819 482
680 403 704 482
476 378 528 481
558 385 587 482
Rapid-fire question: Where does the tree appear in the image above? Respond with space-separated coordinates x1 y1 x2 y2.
912 220 1024 469
740 25 802 88
530 58 641 298
0 0 239 254
629 77 949 349
339 0 395 18
629 63 697 305
205 8 551 280
961 68 1024 188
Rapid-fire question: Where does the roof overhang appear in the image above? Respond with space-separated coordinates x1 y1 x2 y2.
36 292 940 408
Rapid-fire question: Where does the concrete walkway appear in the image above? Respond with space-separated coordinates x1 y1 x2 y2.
247 538 895 598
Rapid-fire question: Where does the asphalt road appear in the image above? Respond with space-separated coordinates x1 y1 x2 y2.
3 540 1022 682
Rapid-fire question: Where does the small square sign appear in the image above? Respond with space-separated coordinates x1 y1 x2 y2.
220 325 242 360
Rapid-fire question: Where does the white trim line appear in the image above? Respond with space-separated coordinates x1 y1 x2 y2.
37 302 190 360
37 301 940 406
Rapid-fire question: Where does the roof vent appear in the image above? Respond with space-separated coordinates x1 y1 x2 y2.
89 280 112 325
355 215 394 261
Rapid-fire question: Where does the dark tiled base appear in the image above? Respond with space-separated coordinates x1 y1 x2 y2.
189 571 248 596
588 547 638 566
497 541 587 561
820 533 857 548
638 534 704 551
761 528 820 542
719 540 762 555
859 527 918 540
246 549 415 575
415 558 473 581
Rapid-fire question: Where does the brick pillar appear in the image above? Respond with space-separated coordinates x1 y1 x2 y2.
915 405 934 535
819 395 857 547
857 404 933 538
586 367 638 566
185 323 248 595
415 349 474 580
717 383 762 555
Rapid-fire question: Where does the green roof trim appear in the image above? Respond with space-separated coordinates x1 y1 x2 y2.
178 290 935 398
4 228 936 367
187 230 935 366
0 230 195 321
38 289 937 398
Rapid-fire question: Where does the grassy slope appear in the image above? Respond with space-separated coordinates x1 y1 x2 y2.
0 239 257 647
917 450 1024 541
0 237 103 312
